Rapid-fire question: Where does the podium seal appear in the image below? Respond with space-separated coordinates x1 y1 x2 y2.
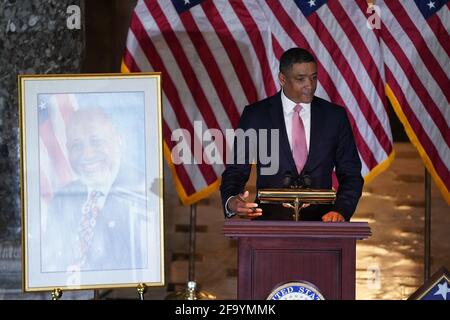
267 281 325 300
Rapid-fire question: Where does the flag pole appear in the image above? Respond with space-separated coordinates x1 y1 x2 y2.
166 203 215 300
188 203 197 282
424 168 431 281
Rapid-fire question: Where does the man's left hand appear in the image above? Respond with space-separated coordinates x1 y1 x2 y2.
322 211 345 222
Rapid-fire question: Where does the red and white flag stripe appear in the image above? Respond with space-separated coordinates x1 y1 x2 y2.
376 0 450 203
123 0 395 204
123 0 278 204
261 0 393 177
39 94 77 209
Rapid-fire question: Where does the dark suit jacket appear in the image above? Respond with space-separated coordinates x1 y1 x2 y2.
42 167 148 272
220 91 363 221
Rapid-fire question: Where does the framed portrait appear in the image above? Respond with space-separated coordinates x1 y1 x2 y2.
19 73 164 292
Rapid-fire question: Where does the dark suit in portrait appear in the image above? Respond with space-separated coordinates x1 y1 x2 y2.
41 106 150 273
220 92 363 221
42 166 148 273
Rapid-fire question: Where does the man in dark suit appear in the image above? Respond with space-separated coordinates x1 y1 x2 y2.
42 107 147 272
220 48 363 222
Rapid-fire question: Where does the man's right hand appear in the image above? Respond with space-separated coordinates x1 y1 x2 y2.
227 190 262 218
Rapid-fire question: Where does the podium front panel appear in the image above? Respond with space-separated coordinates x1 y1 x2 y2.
238 237 356 300
223 220 370 300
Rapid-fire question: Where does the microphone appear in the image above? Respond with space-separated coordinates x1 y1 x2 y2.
301 174 312 188
284 171 312 188
283 171 294 188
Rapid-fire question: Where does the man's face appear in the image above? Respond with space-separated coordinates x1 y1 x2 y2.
66 113 121 189
279 62 317 104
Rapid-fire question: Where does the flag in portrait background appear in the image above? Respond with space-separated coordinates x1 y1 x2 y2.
38 94 78 201
38 94 77 229
123 0 394 205
375 0 450 204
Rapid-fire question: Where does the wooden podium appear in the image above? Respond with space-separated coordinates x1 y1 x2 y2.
223 220 371 300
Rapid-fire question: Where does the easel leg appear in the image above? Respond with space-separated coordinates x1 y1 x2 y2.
51 288 62 300
137 283 147 300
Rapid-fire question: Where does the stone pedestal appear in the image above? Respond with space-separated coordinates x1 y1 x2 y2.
0 0 84 299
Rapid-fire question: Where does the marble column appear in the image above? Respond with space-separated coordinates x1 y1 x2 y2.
0 0 84 298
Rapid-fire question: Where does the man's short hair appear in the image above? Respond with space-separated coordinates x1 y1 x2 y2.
279 48 316 74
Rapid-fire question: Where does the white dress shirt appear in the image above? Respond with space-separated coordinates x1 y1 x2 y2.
225 91 312 217
281 89 311 152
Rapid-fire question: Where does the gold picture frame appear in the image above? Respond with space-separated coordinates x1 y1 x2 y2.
18 73 164 292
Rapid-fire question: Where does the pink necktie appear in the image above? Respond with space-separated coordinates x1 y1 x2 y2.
292 104 308 174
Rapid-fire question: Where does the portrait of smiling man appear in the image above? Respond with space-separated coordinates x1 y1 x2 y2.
67 107 122 192
42 105 148 273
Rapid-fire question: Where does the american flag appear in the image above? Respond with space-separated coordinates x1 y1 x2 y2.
123 0 278 205
419 279 450 300
261 0 393 180
38 94 77 227
409 267 450 300
376 0 450 204
123 0 393 205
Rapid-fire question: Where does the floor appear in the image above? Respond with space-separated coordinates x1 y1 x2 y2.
104 142 449 300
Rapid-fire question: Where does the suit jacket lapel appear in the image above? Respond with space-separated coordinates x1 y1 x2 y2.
269 92 297 174
304 96 320 173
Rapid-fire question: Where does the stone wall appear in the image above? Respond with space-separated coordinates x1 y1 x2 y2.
0 0 84 298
